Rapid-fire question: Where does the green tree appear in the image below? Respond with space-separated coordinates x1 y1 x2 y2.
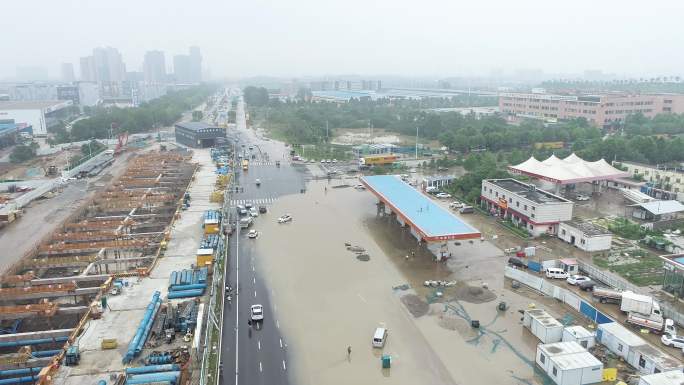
243 86 269 107
10 142 38 163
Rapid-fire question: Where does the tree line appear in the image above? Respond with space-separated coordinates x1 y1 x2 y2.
49 85 216 144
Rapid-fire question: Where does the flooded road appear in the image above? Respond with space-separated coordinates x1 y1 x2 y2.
253 178 554 385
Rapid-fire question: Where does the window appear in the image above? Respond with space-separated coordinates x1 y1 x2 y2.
638 356 646 368
617 344 623 352
580 340 588 348
516 202 520 208
581 239 586 245
531 214 535 218
561 229 566 236
495 192 499 197
529 224 534 230
539 353 545 364
524 205 527 211
552 366 557 376
532 206 535 211
509 198 513 203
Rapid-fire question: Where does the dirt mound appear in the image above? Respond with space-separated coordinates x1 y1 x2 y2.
453 284 497 304
400 294 429 317
437 314 479 338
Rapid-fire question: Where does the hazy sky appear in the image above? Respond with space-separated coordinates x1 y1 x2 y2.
3 0 684 80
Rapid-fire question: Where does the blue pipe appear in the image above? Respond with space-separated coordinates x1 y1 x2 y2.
0 367 41 377
0 376 37 385
97 381 106 385
31 349 61 358
135 299 161 356
125 364 179 375
0 336 68 348
126 382 171 385
123 291 161 363
169 284 206 292
125 371 180 385
167 289 204 299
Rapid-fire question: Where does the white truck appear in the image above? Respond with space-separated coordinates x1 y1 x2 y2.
594 289 674 334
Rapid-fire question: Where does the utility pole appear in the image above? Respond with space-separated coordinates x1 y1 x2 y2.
326 120 329 141
415 126 419 159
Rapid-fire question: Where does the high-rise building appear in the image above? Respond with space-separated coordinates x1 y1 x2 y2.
92 47 126 83
189 46 202 83
61 63 75 82
143 50 166 83
80 56 96 81
173 54 192 83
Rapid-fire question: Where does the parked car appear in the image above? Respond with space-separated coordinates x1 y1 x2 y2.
459 206 475 214
278 214 292 223
332 159 338 163
245 203 253 209
661 333 684 348
545 268 569 279
255 178 261 186
249 208 259 217
508 257 527 269
258 205 267 214
578 280 596 291
251 304 264 321
248 229 258 239
354 184 366 190
575 194 590 201
566 275 591 285
449 201 463 209
436 192 451 199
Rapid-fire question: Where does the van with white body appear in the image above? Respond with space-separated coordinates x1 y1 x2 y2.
372 327 387 348
545 267 569 279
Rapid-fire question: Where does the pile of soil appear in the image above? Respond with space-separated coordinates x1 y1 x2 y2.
400 294 429 317
453 284 497 304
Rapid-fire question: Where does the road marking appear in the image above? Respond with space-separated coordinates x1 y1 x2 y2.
357 293 368 303
282 360 287 370
259 362 262 372
253 277 256 284
258 340 261 350
254 290 257 298
252 266 255 272
276 320 280 329
279 338 283 348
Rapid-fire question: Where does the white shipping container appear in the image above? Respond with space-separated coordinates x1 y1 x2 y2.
547 351 603 385
639 370 684 385
596 322 646 361
536 341 586 373
620 291 654 315
524 309 564 343
627 344 684 375
562 326 595 349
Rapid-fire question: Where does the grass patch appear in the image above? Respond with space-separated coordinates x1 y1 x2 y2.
293 143 352 161
593 252 664 286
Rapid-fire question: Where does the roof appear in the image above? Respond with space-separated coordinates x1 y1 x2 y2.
563 325 594 339
526 309 563 328
640 370 684 385
630 200 684 215
509 153 629 184
561 220 611 237
550 351 602 370
361 175 480 241
598 322 646 347
424 175 456 183
0 100 70 110
175 122 219 132
537 341 586 357
486 179 570 205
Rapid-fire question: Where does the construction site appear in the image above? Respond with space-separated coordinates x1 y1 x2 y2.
0 144 227 385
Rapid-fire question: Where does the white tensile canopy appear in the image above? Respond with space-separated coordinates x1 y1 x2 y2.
509 153 629 184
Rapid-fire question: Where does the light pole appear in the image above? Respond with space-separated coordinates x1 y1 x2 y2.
415 126 419 160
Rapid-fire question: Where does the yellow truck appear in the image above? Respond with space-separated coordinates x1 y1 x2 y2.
359 154 398 167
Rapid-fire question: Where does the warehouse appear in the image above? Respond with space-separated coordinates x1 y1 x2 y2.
174 122 225 148
558 220 612 252
0 100 76 136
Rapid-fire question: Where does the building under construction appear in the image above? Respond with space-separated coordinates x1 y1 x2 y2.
0 150 197 384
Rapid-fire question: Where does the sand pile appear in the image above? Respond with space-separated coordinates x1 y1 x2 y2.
401 294 429 317
453 284 497 304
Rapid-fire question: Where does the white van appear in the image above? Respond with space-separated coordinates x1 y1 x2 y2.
372 327 388 348
545 267 569 279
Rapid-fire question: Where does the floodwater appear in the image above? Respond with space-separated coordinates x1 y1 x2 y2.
254 179 550 385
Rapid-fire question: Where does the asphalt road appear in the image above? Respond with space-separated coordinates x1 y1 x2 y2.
220 99 305 385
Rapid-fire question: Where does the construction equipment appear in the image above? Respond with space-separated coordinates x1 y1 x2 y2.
65 345 80 366
101 339 118 349
114 131 129 156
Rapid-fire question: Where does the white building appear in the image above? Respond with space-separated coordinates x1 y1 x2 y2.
0 100 75 136
77 82 100 107
523 309 564 343
481 179 573 237
558 220 612 252
536 341 586 373
639 370 684 385
547 351 603 385
562 326 596 349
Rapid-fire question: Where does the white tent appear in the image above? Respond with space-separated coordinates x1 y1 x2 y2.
509 154 629 184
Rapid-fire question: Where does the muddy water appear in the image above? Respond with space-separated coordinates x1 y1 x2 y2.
254 179 546 385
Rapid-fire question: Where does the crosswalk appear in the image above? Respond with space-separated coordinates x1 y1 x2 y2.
230 197 277 206
249 161 278 166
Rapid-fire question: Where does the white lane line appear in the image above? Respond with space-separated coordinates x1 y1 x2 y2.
279 338 283 348
253 277 256 284
282 360 287 370
259 362 263 372
254 290 257 298
357 293 368 303
258 340 261 350
252 265 255 272
276 320 280 329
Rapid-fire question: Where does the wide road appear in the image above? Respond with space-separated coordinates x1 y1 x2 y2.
220 98 304 385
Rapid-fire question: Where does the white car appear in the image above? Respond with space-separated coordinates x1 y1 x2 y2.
436 193 451 199
255 178 261 186
332 159 337 163
575 194 590 201
249 208 259 217
661 333 684 348
566 275 591 285
326 159 332 163
278 214 292 223
449 201 463 209
248 229 258 238
251 304 264 321
320 159 325 164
